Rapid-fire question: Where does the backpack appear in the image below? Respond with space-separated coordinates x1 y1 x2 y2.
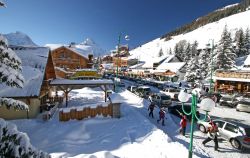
209 122 218 133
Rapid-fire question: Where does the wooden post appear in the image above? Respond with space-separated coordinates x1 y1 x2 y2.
104 85 107 102
65 91 68 107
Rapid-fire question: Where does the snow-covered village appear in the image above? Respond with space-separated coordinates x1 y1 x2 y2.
1 0 250 158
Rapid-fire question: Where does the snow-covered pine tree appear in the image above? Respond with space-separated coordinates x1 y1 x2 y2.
245 27 250 55
174 43 179 57
199 49 210 80
158 48 163 57
184 57 202 83
215 25 236 70
235 28 246 57
184 42 191 62
0 35 50 158
191 40 198 58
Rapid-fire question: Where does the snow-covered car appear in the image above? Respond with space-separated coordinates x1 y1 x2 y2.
236 100 250 112
134 86 151 99
219 95 239 108
127 85 138 93
161 88 180 101
151 93 172 107
197 119 250 150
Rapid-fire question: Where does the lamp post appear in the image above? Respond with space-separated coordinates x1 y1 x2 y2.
114 33 129 92
178 89 215 158
207 39 214 94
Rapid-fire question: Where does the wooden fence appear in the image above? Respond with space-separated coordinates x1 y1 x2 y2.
59 103 120 121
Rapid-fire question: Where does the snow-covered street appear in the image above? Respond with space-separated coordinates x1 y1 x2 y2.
10 87 250 158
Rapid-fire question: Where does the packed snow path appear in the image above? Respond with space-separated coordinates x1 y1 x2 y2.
120 88 250 158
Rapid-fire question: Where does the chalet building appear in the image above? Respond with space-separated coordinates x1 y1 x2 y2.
102 55 113 64
214 55 250 94
112 45 130 57
50 46 94 79
0 47 57 120
127 55 185 81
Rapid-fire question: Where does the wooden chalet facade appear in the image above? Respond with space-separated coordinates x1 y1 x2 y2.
214 70 250 94
51 46 93 78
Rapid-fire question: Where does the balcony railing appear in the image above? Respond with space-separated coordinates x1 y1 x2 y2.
215 71 250 79
53 58 80 63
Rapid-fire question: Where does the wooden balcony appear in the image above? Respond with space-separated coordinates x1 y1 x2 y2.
53 58 80 63
215 71 250 79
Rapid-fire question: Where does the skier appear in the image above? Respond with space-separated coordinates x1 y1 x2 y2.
202 119 219 151
148 102 155 118
179 113 187 136
157 108 166 126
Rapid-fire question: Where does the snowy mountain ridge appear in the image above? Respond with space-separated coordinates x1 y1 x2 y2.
46 38 106 57
129 9 250 63
3 31 37 47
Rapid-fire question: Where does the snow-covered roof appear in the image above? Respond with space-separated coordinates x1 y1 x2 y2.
214 76 250 83
243 55 250 66
156 62 186 72
0 47 49 97
235 55 248 67
141 56 166 68
129 62 145 69
50 79 113 85
101 63 113 69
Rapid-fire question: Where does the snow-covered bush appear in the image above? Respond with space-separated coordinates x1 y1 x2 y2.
0 119 50 158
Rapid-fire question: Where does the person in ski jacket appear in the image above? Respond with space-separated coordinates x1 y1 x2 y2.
148 102 155 118
157 108 165 126
202 120 219 151
179 114 187 136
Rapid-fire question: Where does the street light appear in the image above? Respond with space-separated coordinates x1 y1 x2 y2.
178 89 215 158
207 39 214 93
115 33 129 92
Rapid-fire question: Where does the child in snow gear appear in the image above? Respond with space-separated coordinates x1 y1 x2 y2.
157 108 165 126
179 113 187 136
148 102 155 118
202 119 219 151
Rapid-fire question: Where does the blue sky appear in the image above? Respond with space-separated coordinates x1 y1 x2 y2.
0 0 240 51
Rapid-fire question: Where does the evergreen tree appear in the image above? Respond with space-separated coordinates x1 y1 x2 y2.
184 57 202 83
191 40 199 58
184 43 191 62
199 49 210 80
174 44 179 57
158 48 163 57
245 27 250 55
0 35 50 158
235 28 246 57
215 26 236 70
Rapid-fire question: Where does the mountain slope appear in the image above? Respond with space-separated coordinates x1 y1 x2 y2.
3 31 37 47
129 9 250 64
